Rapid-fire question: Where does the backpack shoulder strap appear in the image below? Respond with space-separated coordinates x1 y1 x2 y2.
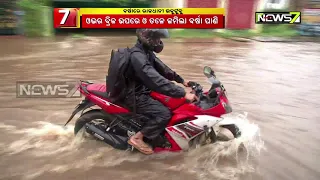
129 46 143 53
126 46 142 116
124 46 143 66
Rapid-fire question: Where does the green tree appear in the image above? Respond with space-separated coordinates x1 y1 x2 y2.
16 0 53 36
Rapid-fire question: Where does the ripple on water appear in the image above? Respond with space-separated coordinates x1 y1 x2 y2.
0 36 320 180
0 111 263 180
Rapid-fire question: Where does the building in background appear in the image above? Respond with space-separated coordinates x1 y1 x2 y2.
0 0 20 35
155 0 310 31
156 0 258 29
299 0 320 36
3 0 316 36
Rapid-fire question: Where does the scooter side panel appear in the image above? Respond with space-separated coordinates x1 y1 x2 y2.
165 115 224 150
80 88 129 114
150 92 186 110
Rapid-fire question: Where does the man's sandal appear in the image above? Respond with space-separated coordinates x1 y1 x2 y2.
128 139 154 155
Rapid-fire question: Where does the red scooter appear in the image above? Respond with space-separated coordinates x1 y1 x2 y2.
65 66 241 153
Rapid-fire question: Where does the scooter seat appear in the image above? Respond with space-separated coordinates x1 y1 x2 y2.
86 84 109 99
86 83 130 110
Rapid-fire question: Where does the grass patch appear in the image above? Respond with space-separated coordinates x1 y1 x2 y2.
259 24 299 37
17 0 53 37
169 29 257 38
215 30 255 38
169 27 299 39
169 29 217 38
71 33 86 39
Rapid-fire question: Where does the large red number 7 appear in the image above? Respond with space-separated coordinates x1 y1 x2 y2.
53 8 79 28
59 9 70 25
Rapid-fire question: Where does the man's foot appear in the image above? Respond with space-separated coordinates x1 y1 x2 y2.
128 137 154 155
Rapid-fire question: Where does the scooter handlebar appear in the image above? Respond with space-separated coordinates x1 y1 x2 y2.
185 81 203 104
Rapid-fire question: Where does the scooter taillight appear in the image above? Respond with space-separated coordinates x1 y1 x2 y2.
78 83 90 94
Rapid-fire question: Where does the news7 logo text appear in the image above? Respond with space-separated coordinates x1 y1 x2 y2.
255 12 301 24
16 81 81 98
53 8 79 28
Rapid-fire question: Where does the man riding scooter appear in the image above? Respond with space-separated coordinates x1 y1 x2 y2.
113 29 197 155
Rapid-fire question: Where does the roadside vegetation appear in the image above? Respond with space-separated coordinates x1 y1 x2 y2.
14 3 300 39
169 25 299 39
16 0 52 36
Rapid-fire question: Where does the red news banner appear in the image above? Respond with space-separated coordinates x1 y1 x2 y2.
83 14 223 28
53 8 225 29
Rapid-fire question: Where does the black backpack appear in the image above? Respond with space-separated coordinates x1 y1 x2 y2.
106 47 140 103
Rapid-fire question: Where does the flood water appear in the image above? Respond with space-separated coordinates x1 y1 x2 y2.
0 35 319 180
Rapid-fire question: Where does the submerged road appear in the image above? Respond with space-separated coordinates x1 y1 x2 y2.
0 36 319 180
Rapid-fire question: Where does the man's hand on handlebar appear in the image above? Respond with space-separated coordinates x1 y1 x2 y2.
184 92 198 102
183 81 189 87
183 81 197 87
182 81 201 102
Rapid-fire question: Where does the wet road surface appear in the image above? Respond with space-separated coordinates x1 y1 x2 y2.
0 36 319 180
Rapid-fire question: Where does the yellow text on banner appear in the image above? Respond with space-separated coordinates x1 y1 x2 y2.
79 8 225 15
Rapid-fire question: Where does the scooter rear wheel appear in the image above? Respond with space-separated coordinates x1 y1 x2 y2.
74 109 113 135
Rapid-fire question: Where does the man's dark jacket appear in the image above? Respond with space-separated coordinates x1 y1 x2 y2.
124 41 186 104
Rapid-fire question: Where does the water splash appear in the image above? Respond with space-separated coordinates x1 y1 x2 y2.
1 120 143 180
184 112 265 180
5 121 84 156
1 112 264 180
0 122 17 131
